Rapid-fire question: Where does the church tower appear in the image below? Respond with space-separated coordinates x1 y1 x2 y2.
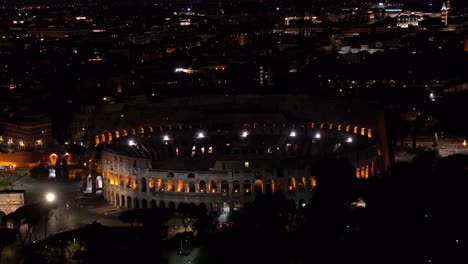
441 1 449 27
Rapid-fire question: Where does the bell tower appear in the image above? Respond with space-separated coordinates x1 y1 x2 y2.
441 1 449 27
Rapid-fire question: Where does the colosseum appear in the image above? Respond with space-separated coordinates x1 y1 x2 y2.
94 95 390 213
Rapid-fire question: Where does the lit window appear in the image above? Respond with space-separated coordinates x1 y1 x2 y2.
244 161 249 168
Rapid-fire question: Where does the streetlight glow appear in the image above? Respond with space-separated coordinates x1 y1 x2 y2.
197 132 205 139
241 131 248 138
290 131 296 137
45 192 56 203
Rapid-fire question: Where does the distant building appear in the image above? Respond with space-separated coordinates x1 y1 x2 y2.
441 1 450 27
0 114 52 151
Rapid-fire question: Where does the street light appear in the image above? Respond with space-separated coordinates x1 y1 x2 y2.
46 192 56 203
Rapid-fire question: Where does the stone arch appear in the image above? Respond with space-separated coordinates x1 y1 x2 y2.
188 181 195 192
157 178 164 191
126 196 132 209
121 194 125 207
298 177 306 191
221 180 229 193
277 179 285 193
209 180 217 193
141 177 147 192
309 176 317 190
167 172 174 178
132 176 139 191
159 201 166 208
115 131 120 138
266 179 275 194
148 178 155 192
244 180 251 193
141 199 148 209
125 176 131 188
101 134 106 143
187 173 195 178
95 135 100 146
96 176 103 189
115 193 120 206
107 132 113 144
167 179 174 192
150 200 157 208
288 177 296 192
199 180 206 192
134 197 140 209
177 180 185 192
232 180 240 193
254 179 263 194
168 201 176 211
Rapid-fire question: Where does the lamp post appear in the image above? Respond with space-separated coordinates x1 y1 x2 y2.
44 192 56 239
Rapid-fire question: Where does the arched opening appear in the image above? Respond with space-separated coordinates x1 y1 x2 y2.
168 201 176 211
309 176 317 190
298 177 306 191
221 180 229 193
353 126 358 134
121 195 125 207
346 125 350 132
150 200 157 208
107 132 113 144
95 135 100 146
157 178 164 191
188 173 195 178
337 124 342 131
126 196 132 209
101 134 106 143
167 172 174 178
266 179 275 194
134 198 140 209
141 178 147 192
199 181 206 192
209 180 217 193
232 181 240 193
159 201 166 208
115 194 120 206
142 199 148 209
115 131 120 138
120 175 124 187
277 179 285 193
244 180 251 193
122 130 128 137
86 175 93 192
167 179 174 192
177 180 185 192
132 176 138 191
188 181 195 192
125 176 131 188
131 128 136 135
254 180 263 194
288 177 296 193
356 168 361 179
361 127 366 136
96 176 103 190
367 129 372 138
148 178 155 192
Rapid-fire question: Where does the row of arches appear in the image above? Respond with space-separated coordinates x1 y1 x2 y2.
95 122 374 146
105 192 309 211
106 176 318 194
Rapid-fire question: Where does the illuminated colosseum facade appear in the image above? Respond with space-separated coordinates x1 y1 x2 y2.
95 95 390 212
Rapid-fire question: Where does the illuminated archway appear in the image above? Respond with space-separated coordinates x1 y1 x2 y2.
125 176 131 188
367 129 372 138
254 180 263 194
209 180 217 193
177 180 185 192
232 181 240 193
107 132 113 143
309 176 317 190
157 178 164 191
221 180 229 193
148 178 155 191
244 180 251 193
188 181 195 192
277 179 285 193
132 176 138 191
298 177 306 191
288 177 296 192
95 135 100 146
167 179 174 192
199 180 206 192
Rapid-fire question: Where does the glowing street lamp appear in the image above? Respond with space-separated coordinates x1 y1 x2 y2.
45 192 56 203
241 131 248 138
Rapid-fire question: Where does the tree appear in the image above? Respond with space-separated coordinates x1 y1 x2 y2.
0 228 16 261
